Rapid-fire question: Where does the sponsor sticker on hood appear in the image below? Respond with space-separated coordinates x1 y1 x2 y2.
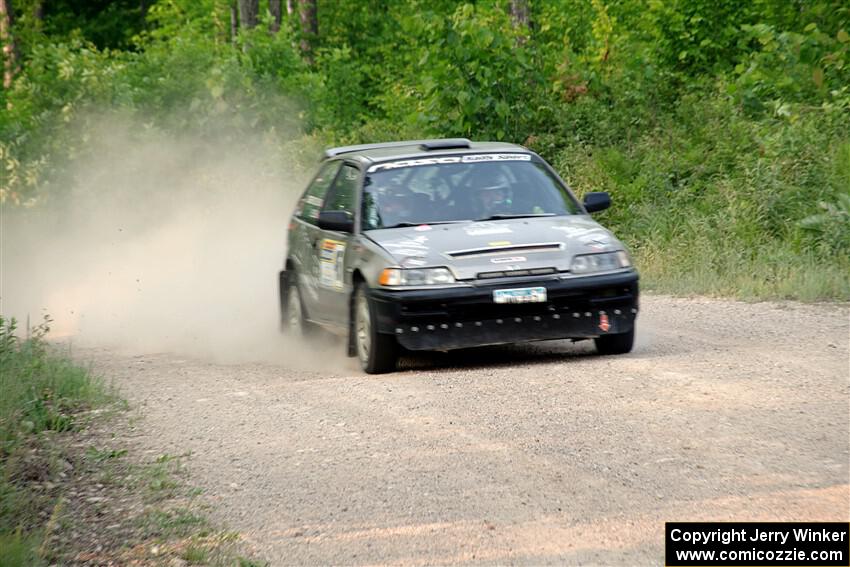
465 223 513 236
583 237 614 251
491 256 527 264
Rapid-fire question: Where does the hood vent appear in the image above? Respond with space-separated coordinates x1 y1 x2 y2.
448 243 563 259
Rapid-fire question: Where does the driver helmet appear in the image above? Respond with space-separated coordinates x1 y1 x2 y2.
474 167 512 214
379 186 414 221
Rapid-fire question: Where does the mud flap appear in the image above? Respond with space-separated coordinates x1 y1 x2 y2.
346 290 357 357
278 270 288 322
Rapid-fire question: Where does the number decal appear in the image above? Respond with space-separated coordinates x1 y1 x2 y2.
319 239 346 290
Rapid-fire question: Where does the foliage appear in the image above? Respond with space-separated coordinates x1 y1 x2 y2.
640 0 759 75
800 192 850 255
40 0 148 50
732 22 850 114
396 3 540 140
549 95 850 299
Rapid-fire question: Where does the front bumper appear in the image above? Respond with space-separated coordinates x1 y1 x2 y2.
370 270 639 351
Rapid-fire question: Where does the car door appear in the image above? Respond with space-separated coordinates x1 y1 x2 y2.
313 162 361 325
290 160 343 319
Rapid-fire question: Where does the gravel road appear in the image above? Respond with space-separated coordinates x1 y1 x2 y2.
86 295 850 566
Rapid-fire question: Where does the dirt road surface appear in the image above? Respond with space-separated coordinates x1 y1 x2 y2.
86 295 850 565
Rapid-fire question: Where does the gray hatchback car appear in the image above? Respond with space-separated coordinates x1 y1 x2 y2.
279 139 639 373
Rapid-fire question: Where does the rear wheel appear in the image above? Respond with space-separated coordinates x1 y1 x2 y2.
354 284 398 374
594 326 635 355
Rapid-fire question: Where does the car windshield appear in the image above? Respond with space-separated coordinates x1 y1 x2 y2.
361 156 582 230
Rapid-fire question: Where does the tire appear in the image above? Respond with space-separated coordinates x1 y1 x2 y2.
281 275 311 339
353 283 398 374
594 326 635 355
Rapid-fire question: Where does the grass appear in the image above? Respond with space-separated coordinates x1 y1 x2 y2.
0 315 110 564
139 453 185 499
0 316 266 565
184 542 212 563
0 316 108 452
0 531 41 566
635 244 850 301
86 446 128 462
137 508 209 539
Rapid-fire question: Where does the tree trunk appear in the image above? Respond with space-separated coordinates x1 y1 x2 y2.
269 0 282 33
237 0 259 29
34 0 45 21
509 0 530 44
0 0 16 90
286 0 293 16
230 2 238 43
298 0 317 64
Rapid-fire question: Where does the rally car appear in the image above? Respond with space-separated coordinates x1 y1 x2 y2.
279 138 639 373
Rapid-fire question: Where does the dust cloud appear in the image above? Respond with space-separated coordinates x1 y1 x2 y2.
0 116 349 370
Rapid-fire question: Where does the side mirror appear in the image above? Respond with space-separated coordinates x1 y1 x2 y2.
583 192 611 213
317 210 355 233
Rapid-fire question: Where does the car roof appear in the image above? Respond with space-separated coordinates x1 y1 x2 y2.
322 138 532 165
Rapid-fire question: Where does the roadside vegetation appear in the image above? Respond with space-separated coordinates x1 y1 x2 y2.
1 0 848 299
0 317 264 565
0 316 105 564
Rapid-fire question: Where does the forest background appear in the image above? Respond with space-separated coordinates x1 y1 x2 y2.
2 0 849 300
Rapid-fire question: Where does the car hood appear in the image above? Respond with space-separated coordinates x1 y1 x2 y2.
365 215 624 281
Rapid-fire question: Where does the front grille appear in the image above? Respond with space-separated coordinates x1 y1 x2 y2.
477 267 557 279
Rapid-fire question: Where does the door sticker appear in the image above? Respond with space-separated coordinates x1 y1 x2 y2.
319 239 346 290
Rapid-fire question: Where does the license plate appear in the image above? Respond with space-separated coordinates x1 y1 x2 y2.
493 286 547 304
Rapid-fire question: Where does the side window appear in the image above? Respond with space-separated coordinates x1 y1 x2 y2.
322 164 360 218
297 161 342 224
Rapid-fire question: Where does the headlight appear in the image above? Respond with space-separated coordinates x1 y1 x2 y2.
570 251 631 274
378 267 456 286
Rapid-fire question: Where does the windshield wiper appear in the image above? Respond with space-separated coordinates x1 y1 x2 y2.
473 213 556 221
381 220 471 229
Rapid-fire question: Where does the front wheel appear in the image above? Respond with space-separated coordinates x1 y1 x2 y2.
282 278 310 339
594 326 635 355
354 284 398 374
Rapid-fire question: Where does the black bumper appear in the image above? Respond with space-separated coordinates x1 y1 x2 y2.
370 270 639 351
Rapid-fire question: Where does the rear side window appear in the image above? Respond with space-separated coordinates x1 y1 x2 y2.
296 161 342 224
322 164 360 218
